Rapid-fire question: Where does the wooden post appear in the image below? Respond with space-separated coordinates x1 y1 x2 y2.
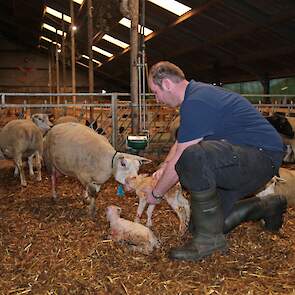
88 0 94 121
70 0 77 114
130 0 139 134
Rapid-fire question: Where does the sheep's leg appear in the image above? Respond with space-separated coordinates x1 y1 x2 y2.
28 154 35 178
15 157 26 186
34 152 42 181
13 165 19 177
51 166 58 200
135 197 147 223
83 187 90 204
86 182 100 219
146 204 156 228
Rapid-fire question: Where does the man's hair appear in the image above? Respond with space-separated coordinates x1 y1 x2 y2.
149 61 186 88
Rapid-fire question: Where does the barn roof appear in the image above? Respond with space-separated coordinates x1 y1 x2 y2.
1 0 295 90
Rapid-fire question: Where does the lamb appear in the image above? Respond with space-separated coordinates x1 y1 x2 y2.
0 119 43 186
256 167 295 207
43 122 151 217
124 174 190 235
106 205 160 254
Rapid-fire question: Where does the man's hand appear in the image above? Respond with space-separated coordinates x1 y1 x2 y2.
144 186 162 205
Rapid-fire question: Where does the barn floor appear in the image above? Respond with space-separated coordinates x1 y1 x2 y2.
0 158 294 295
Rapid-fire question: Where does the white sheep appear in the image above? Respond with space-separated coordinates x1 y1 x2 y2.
13 113 53 178
256 167 295 207
53 115 80 125
124 174 190 235
43 122 151 217
0 119 43 186
106 205 160 254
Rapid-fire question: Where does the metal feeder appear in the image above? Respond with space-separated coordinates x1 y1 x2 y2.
126 134 149 154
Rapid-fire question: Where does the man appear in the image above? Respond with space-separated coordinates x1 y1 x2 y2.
146 61 287 261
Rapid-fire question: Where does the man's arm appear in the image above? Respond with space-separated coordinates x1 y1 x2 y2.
153 141 178 180
148 137 202 203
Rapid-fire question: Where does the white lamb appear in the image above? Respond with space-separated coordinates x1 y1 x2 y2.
124 174 190 235
106 205 160 254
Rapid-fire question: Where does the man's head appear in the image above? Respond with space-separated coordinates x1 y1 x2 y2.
148 61 188 107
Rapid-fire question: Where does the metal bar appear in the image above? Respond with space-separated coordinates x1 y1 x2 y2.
130 0 139 134
70 0 77 114
88 0 94 121
0 92 131 96
62 14 66 96
111 93 118 149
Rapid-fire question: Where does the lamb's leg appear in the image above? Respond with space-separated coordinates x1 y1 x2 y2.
129 244 151 255
15 157 26 186
135 197 147 223
146 204 156 228
166 194 189 235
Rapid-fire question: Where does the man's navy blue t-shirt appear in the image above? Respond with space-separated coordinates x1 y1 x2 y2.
178 80 284 153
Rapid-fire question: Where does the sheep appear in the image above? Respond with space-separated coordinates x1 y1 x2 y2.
43 122 151 218
53 115 80 125
0 119 43 186
13 113 53 178
31 113 53 135
106 205 160 254
124 174 190 235
256 167 295 207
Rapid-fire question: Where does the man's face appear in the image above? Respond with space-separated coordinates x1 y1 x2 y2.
149 79 174 106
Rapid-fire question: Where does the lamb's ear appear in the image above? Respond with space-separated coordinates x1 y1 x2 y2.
140 173 149 178
273 176 287 183
117 206 122 215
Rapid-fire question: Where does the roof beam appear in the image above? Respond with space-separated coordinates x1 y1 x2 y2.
100 0 222 68
166 8 295 60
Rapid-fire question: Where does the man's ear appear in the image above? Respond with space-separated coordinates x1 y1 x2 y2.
162 78 172 91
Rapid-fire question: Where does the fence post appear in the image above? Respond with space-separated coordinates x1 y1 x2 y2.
111 93 118 150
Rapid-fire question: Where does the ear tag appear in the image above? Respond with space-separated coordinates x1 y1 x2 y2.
116 184 125 197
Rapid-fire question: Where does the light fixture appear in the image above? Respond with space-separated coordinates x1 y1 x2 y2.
92 46 113 57
148 0 191 16
42 23 66 37
81 54 102 66
119 18 153 36
40 36 61 47
45 6 71 23
102 34 129 49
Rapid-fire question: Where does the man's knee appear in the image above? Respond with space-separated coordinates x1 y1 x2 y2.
176 144 214 191
176 144 205 174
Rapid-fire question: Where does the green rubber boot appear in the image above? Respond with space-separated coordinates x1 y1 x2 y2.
223 194 287 234
169 188 227 261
